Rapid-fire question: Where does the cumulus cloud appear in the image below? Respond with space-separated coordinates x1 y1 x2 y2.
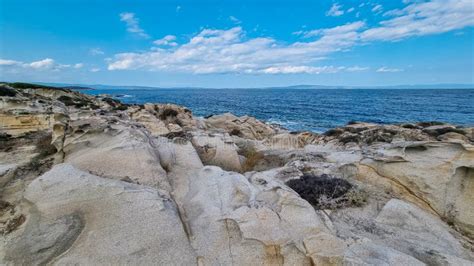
361 0 474 41
108 25 365 74
376 66 404 73
153 35 178 46
119 12 149 38
0 58 83 71
29 58 55 69
107 0 473 75
0 59 22 66
326 3 344 17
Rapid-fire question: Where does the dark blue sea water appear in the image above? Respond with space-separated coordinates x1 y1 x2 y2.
83 88 474 132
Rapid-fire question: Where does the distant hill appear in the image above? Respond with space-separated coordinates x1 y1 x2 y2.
9 81 474 90
1 82 95 91
61 86 95 90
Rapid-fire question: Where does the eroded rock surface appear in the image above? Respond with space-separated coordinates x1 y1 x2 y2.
1 83 473 265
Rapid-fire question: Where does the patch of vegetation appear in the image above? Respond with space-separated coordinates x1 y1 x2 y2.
35 132 57 157
423 127 466 137
0 200 26 235
339 134 360 144
416 121 446 128
159 108 179 120
103 97 120 107
163 131 191 140
0 200 13 216
5 82 71 92
7 82 51 89
241 147 265 172
0 86 17 96
323 128 344 137
400 123 417 129
286 174 367 210
57 95 74 105
57 95 92 108
113 105 128 111
229 128 242 137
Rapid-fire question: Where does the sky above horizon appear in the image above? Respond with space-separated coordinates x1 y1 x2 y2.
0 0 473 88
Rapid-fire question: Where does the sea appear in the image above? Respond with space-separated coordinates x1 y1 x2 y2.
81 88 474 133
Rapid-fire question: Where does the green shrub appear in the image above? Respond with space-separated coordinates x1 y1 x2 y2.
0 86 17 96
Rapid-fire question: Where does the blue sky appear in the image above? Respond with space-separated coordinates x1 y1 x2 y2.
0 0 473 87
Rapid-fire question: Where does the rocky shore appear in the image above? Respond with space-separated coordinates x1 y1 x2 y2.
1 83 473 265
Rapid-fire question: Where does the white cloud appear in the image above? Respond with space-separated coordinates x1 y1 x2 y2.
0 58 83 71
371 4 383 14
0 59 22 66
301 21 365 38
108 25 364 74
107 0 474 75
262 65 341 74
326 3 344 17
90 48 105 55
362 0 474 41
119 12 149 38
262 65 368 74
29 58 55 69
346 66 369 72
376 66 404 73
153 35 178 46
90 68 101 72
347 7 355 13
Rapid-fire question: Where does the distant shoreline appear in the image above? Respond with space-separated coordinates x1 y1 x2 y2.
20 81 474 90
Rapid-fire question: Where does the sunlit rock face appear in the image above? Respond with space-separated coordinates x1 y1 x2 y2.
1 83 473 265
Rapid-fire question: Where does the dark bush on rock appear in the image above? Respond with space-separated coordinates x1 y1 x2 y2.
35 132 57 157
339 134 360 144
103 97 120 107
57 95 90 108
422 127 466 137
159 108 179 120
163 131 191 140
0 86 17 97
7 82 51 89
229 128 242 137
324 128 344 137
113 105 128 111
57 95 74 105
286 174 367 209
416 121 446 128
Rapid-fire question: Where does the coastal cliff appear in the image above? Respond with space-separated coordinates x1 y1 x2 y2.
1 83 473 265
